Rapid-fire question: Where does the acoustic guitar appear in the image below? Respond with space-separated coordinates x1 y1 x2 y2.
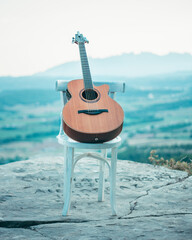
62 32 124 143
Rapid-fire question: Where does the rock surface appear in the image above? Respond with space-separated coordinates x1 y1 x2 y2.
0 155 192 239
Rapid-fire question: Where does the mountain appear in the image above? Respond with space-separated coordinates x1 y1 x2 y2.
36 52 192 78
1 52 192 90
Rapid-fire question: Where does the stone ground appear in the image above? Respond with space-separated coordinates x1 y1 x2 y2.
0 155 192 239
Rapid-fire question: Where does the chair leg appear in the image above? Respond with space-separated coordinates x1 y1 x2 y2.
62 147 74 216
110 147 117 215
98 149 107 202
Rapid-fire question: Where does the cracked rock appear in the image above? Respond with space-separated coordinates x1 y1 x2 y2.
0 156 191 239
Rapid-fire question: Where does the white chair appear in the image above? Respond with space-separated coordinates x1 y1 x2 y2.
56 80 125 216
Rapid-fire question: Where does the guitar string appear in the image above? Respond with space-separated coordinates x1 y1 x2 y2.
80 43 91 112
79 43 99 112
79 43 89 110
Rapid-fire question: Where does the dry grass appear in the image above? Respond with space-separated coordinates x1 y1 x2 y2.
149 150 192 176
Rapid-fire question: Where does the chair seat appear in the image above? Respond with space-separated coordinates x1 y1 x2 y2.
57 133 122 149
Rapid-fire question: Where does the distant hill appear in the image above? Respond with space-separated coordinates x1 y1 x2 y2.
0 52 192 90
36 52 192 78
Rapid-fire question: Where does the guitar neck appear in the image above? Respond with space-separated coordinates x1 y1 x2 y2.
78 43 93 90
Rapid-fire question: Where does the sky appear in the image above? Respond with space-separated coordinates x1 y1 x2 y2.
0 0 192 76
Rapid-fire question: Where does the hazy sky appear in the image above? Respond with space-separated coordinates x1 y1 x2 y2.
0 0 192 76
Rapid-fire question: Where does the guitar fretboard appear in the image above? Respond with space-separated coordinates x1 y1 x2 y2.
78 43 93 90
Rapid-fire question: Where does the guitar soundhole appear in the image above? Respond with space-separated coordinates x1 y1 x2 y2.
81 89 100 102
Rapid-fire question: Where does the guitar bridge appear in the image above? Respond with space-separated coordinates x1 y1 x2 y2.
78 109 108 115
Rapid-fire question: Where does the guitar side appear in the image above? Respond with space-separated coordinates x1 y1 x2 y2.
62 79 124 143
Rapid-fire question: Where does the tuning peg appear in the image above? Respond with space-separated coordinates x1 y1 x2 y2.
85 37 89 44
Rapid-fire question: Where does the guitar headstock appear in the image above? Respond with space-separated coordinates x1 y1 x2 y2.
72 32 89 44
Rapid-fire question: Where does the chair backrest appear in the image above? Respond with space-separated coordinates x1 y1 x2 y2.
56 80 125 106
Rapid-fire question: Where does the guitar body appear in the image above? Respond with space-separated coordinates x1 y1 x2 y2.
62 79 124 143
